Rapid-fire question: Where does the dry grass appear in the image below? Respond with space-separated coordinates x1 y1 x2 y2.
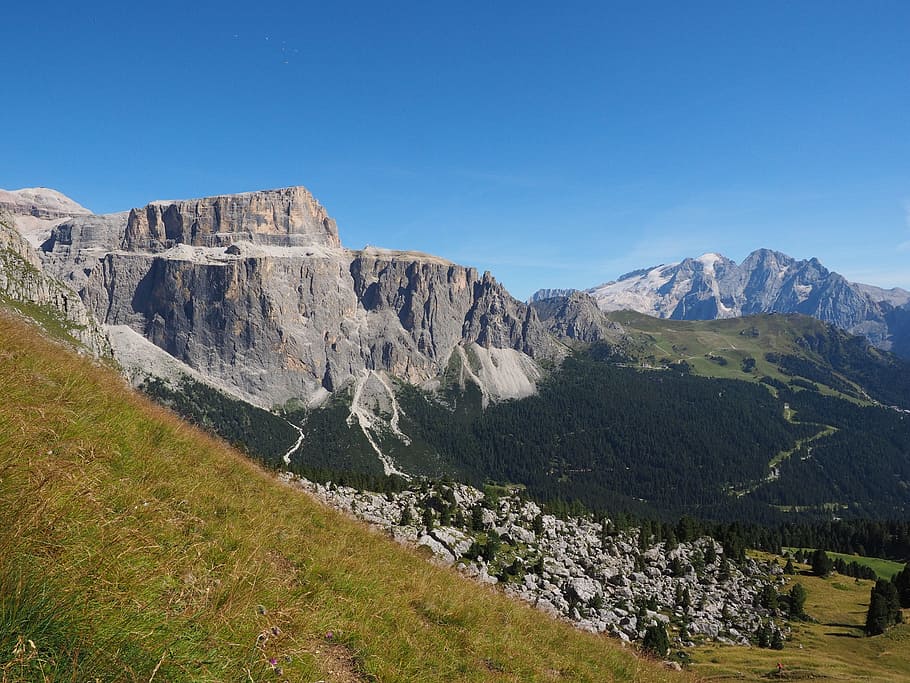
0 312 691 682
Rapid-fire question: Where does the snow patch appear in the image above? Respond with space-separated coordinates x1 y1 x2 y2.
587 263 678 315
792 283 813 303
696 252 723 277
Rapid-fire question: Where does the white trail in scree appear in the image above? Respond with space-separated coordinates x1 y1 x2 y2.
282 419 305 465
347 370 410 478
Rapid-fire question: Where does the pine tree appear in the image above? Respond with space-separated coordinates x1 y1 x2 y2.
892 565 910 608
642 623 670 658
866 579 902 635
789 583 807 619
704 544 717 565
470 504 485 531
770 628 784 650
866 589 890 635
399 506 412 526
756 585 779 612
784 557 795 575
811 549 832 577
422 506 434 532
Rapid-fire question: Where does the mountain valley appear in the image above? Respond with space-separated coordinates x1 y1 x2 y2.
3 184 910 680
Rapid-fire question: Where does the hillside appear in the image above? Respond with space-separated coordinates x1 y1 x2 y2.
609 311 910 408
0 312 686 682
691 552 910 681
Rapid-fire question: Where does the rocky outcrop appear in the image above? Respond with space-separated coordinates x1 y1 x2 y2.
284 474 792 647
0 214 111 357
531 291 625 344
584 249 910 356
39 212 130 289
122 187 341 251
83 243 559 406
529 287 577 303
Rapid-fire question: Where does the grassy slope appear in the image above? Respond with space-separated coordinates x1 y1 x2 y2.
0 312 688 682
608 311 864 401
782 549 906 581
690 554 910 681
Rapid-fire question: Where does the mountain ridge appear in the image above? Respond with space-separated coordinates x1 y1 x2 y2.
2 186 564 419
533 248 910 358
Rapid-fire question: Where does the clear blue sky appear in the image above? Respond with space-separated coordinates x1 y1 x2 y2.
2 1 909 298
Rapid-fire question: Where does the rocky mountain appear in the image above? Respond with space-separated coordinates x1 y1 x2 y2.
0 203 110 357
529 287 577 302
0 187 91 221
2 186 563 417
534 250 910 357
530 290 625 345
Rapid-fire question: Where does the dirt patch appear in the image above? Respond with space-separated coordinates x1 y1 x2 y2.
306 640 370 683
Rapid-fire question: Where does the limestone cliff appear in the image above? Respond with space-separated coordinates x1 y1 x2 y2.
122 186 341 251
8 186 563 407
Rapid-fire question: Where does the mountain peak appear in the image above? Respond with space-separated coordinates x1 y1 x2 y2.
0 187 92 219
577 248 910 356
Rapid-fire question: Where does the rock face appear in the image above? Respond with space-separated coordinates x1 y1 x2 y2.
529 287 577 303
8 185 561 408
531 291 625 344
122 187 341 251
39 212 130 289
582 250 910 356
0 213 111 357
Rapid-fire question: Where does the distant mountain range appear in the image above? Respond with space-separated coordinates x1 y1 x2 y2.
532 249 910 358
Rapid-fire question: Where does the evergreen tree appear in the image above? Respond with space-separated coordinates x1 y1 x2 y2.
704 544 717 566
770 628 784 650
789 583 807 620
681 587 692 611
642 623 670 658
866 579 902 635
811 549 832 577
866 588 891 636
399 506 412 526
784 557 795 575
756 585 779 612
892 565 910 608
470 504 485 531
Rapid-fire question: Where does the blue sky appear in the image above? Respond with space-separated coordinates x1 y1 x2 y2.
2 1 909 298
